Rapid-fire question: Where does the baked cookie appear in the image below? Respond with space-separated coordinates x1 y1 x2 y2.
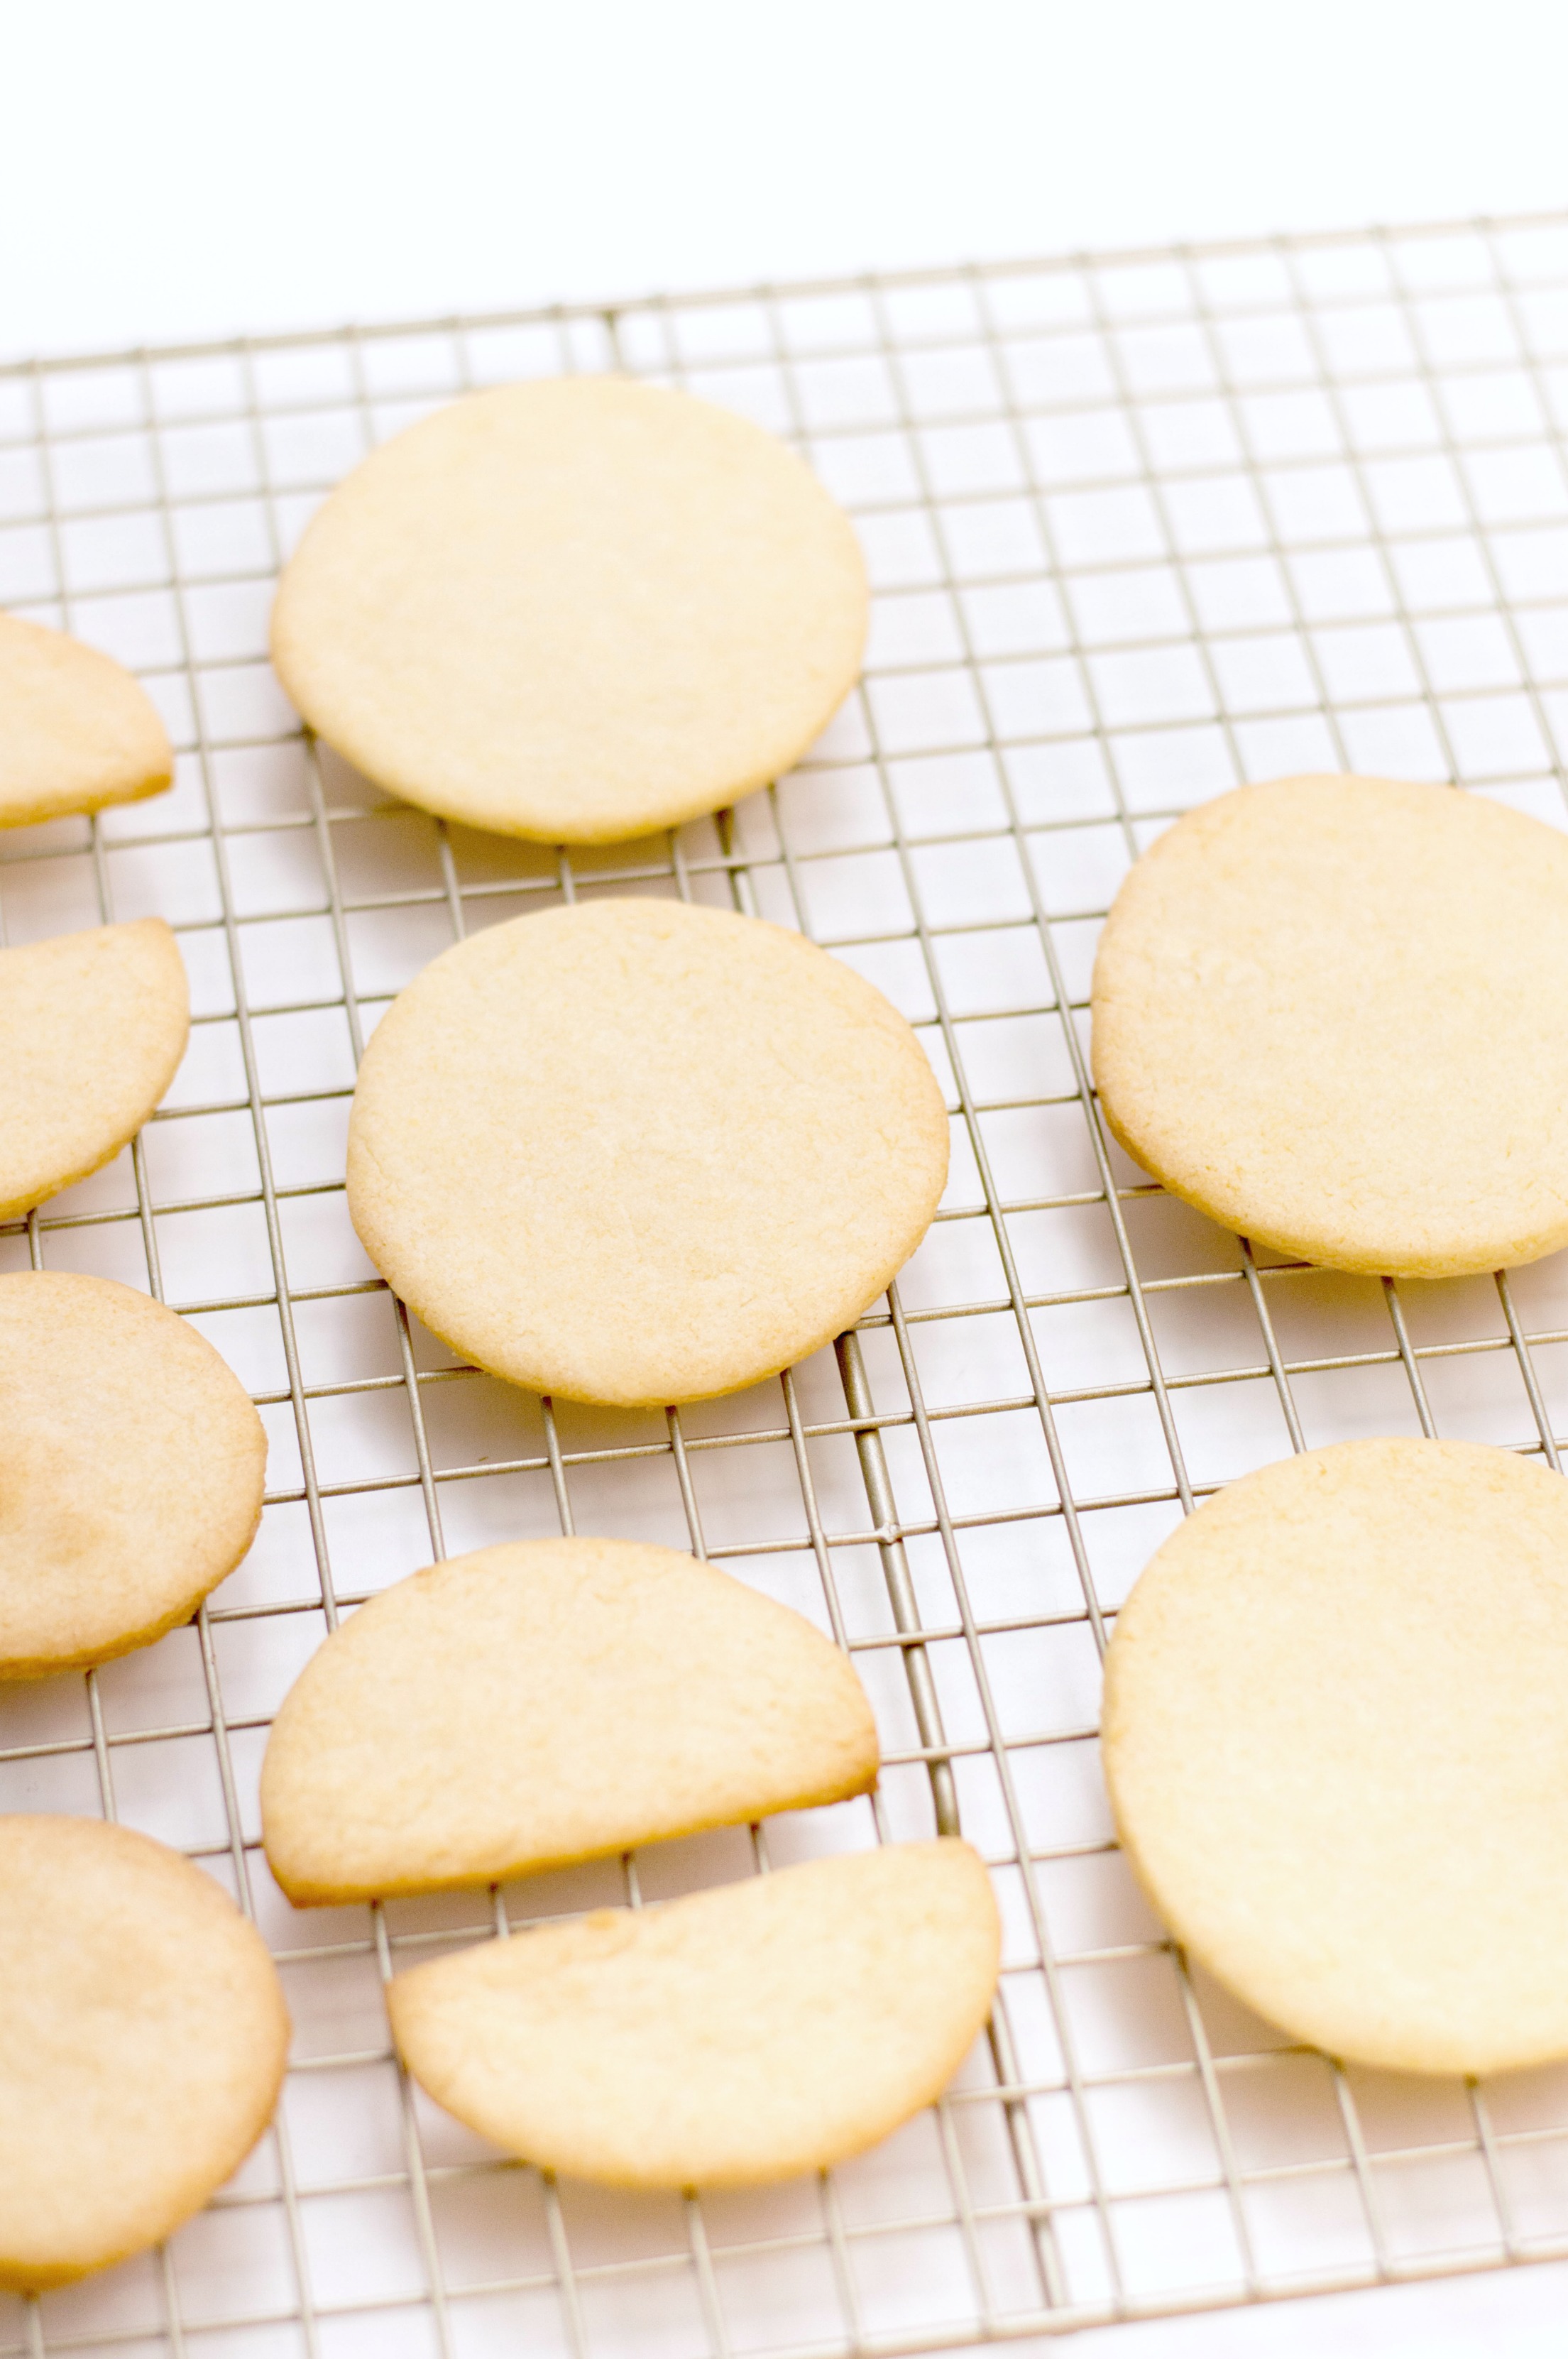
346 897 948 1405
270 376 867 843
0 613 172 828
1102 1438 1568 2076
0 1271 266 1679
388 1839 999 2186
1091 774 1568 1277
0 1815 289 2289
262 1536 879 1903
0 918 189 1218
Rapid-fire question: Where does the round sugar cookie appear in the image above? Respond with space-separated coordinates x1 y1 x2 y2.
0 1271 267 1678
0 613 172 828
388 1839 999 2187
0 1815 289 2289
1090 774 1568 1278
270 376 868 843
262 1535 879 1904
0 917 189 1218
1102 1438 1568 2076
346 897 949 1406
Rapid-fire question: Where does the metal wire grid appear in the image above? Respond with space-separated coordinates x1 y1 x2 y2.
6 209 1568 2356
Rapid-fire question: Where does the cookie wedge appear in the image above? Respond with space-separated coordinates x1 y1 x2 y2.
0 613 172 828
262 1536 879 1903
0 918 188 1218
388 1840 999 2186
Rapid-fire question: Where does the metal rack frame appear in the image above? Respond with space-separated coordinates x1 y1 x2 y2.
7 209 1568 2355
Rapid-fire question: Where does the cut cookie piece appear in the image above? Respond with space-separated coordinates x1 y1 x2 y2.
1090 773 1568 1277
0 1815 289 2289
0 918 189 1218
346 897 948 1406
389 1839 999 2186
270 376 867 843
0 613 172 828
0 1271 266 1679
262 1535 879 1904
1103 1438 1568 2077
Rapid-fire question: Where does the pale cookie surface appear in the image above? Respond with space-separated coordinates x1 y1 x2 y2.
389 1839 999 2186
1103 1438 1568 2076
0 918 189 1218
0 613 172 828
0 1271 266 1679
1091 774 1568 1277
262 1536 879 1903
270 376 868 843
346 897 949 1405
0 1815 289 2289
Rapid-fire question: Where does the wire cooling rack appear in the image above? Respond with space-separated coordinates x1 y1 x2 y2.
7 211 1568 2359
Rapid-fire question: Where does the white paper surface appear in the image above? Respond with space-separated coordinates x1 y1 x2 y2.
3 1 1568 361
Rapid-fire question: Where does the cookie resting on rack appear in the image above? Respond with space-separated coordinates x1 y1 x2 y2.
344 896 950 1406
0 1271 267 1680
261 1535 879 1903
1090 773 1568 1276
0 1816 289 2289
0 916 189 1219
270 375 868 843
388 1840 999 2188
1102 1437 1568 2076
0 612 172 828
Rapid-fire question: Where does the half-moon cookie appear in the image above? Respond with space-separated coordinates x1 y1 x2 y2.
346 897 949 1405
0 917 189 1217
0 613 172 828
1091 773 1568 1277
0 1271 266 1678
261 1536 879 1903
1102 1437 1568 2076
388 1839 999 2187
0 1815 289 2289
270 376 868 843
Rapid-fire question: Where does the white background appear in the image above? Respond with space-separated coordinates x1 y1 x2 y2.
7 4 1568 2353
2 1 1568 363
